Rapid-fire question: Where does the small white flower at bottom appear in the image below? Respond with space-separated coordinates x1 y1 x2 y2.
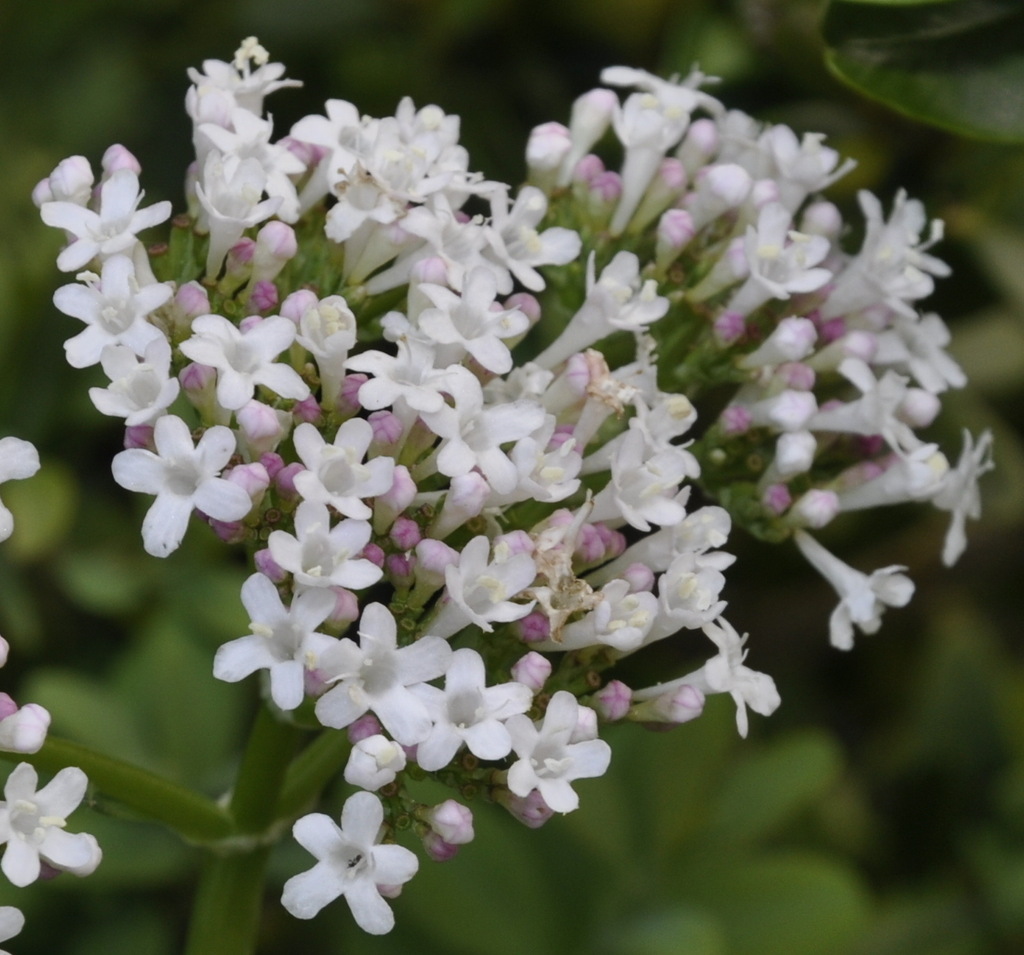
0 763 102 887
282 791 418 934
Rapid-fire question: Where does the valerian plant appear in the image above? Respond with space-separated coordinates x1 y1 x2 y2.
1 36 992 951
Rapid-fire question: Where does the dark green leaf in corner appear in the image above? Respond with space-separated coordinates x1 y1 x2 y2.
823 0 1024 141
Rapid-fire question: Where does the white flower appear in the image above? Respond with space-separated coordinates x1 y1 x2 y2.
933 429 994 566
213 573 338 710
52 255 170 368
267 501 382 592
282 792 418 934
344 735 407 791
429 535 537 639
315 602 452 745
0 764 102 887
635 617 780 737
40 168 171 272
292 419 395 520
194 153 282 277
412 648 533 770
794 530 915 650
88 340 181 425
505 690 611 813
0 437 41 543
111 414 252 557
188 37 301 116
180 313 309 411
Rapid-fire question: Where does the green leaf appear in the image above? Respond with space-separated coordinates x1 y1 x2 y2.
823 0 1024 141
701 730 844 847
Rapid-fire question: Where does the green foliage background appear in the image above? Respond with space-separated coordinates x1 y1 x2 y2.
0 0 1022 952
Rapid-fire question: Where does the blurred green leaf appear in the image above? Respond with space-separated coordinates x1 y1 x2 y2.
824 0 1024 141
674 851 872 955
702 730 844 847
598 906 726 955
3 461 77 561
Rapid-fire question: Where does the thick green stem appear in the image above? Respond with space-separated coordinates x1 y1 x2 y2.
182 847 272 955
183 703 301 955
16 736 232 843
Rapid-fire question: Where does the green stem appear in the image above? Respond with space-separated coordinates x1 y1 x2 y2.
16 736 232 843
183 703 301 955
182 847 272 955
276 727 351 821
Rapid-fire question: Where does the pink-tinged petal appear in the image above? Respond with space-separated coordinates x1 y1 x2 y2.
344 877 395 935
213 636 274 683
282 863 345 919
1 838 39 887
141 493 194 557
193 478 253 522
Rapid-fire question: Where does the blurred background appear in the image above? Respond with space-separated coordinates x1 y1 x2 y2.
0 0 1022 952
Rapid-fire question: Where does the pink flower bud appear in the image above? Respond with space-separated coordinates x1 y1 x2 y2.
101 144 141 176
713 310 746 345
762 482 792 515
208 518 247 543
339 374 368 415
899 388 941 428
572 153 605 185
623 563 655 593
369 410 404 449
174 281 211 318
347 713 384 744
124 424 155 450
511 651 551 691
789 489 840 528
414 538 459 583
720 404 753 435
424 799 475 845
361 542 385 568
390 516 422 551
40 156 94 206
409 255 450 287
236 399 288 455
750 177 781 209
515 611 550 644
493 530 533 558
649 684 705 724
776 362 816 391
422 831 460 862
254 549 287 582
226 237 256 275
0 703 51 754
571 704 599 742
496 788 554 829
291 395 322 425
386 553 415 586
225 462 270 502
274 462 305 499
0 693 17 721
253 221 297 282
329 587 360 624
593 680 632 721
248 280 278 313
377 464 417 514
280 288 319 324
526 122 572 177
677 117 719 174
800 200 843 238
260 452 285 479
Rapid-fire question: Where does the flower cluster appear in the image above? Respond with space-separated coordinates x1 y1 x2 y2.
34 38 991 935
0 444 101 947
